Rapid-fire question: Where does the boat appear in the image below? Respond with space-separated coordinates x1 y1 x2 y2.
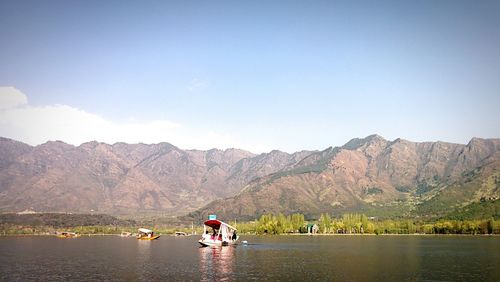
198 216 239 247
136 228 160 240
175 231 189 236
56 231 80 238
120 232 132 237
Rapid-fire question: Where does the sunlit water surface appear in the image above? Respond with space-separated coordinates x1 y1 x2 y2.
0 235 499 281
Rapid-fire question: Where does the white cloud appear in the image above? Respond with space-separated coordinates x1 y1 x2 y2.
0 87 268 153
0 87 28 109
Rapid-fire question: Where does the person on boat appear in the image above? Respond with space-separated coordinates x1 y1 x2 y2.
232 231 237 241
202 231 210 240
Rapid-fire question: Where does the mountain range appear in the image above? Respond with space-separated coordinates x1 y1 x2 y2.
0 135 499 220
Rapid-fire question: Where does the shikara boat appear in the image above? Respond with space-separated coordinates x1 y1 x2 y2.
136 228 160 240
56 231 80 238
198 217 238 247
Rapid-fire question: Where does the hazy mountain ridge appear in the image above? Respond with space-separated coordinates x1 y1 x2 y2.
0 138 306 215
190 135 500 220
1 135 499 219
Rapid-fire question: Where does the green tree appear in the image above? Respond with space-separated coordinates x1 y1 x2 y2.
275 213 288 234
406 220 416 234
487 217 494 234
342 213 371 233
360 214 369 233
332 220 345 234
319 213 331 233
256 214 273 234
290 213 305 233
342 213 356 233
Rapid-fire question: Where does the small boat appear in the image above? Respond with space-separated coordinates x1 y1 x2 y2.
198 216 239 247
175 231 189 236
136 228 160 240
120 232 132 237
56 231 80 238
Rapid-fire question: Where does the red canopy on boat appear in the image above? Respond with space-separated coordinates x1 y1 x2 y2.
203 219 237 231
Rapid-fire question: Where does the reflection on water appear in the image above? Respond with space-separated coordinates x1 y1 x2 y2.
134 239 153 280
199 246 235 281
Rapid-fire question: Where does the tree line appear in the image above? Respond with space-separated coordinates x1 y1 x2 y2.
234 213 500 235
2 212 499 236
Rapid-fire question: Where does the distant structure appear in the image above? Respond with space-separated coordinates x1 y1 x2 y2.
17 209 36 215
307 223 319 234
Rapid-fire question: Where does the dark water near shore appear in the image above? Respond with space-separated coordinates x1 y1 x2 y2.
1 235 499 281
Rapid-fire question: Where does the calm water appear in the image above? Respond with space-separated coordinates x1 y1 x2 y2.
0 235 499 281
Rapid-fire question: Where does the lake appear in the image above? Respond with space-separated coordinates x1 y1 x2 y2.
0 235 499 281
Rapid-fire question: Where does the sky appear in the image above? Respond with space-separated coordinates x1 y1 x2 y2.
0 0 499 153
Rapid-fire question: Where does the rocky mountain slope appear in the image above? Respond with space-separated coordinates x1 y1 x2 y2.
0 137 313 215
1 135 499 219
189 135 500 220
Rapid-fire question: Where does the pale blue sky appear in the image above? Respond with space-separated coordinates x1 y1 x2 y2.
0 0 499 153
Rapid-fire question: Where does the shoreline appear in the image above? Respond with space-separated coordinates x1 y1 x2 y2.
1 233 498 237
264 233 499 237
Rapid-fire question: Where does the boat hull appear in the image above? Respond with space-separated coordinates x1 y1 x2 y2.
137 235 160 240
198 238 237 247
57 235 79 238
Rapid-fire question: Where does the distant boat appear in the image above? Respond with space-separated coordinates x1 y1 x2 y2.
198 217 239 247
175 231 189 236
120 232 132 237
56 231 79 238
136 228 160 240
